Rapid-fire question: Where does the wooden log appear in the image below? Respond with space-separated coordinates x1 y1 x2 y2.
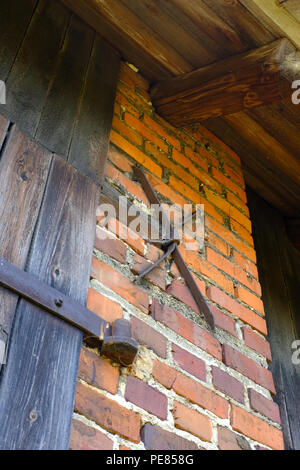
151 39 299 125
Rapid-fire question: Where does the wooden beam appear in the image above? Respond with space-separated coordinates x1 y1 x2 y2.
151 39 299 125
240 0 300 49
285 217 300 251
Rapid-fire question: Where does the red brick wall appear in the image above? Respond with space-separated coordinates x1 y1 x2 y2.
70 62 284 451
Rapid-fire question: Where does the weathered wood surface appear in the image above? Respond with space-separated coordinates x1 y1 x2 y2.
286 218 300 252
0 116 9 148
0 156 99 449
36 15 94 157
1 0 70 136
248 190 300 449
0 125 52 369
151 39 297 124
68 35 120 184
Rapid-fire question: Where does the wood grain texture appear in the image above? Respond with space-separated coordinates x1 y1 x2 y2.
36 15 94 157
68 35 120 185
0 116 9 149
151 39 296 124
0 156 99 449
1 0 70 135
248 190 300 449
0 0 37 81
0 125 52 365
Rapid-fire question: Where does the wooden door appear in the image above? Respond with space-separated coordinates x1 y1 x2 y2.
248 190 300 450
0 0 120 449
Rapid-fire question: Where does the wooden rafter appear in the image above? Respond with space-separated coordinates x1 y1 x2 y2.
151 38 300 125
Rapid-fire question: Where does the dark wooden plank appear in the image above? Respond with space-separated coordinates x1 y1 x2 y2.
123 0 217 68
0 115 9 149
285 218 300 252
0 0 37 81
0 0 70 136
68 35 120 184
36 15 94 158
0 125 52 369
151 39 296 124
248 190 300 449
0 155 99 449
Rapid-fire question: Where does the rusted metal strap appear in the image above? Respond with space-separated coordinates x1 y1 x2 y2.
0 258 138 365
133 165 215 331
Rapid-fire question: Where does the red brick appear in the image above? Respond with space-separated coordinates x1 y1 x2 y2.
173 401 212 442
141 423 199 450
169 176 202 204
230 209 252 235
248 389 281 424
143 115 181 151
147 173 187 207
231 404 284 450
70 420 113 450
172 344 206 382
87 289 123 323
233 250 258 280
207 231 231 257
173 372 229 418
151 300 222 360
242 327 272 361
131 253 166 290
75 382 140 442
112 115 143 147
166 279 206 312
217 426 251 450
146 243 164 263
95 226 127 263
194 123 241 165
108 219 146 255
152 361 177 389
172 148 208 176
78 347 119 394
110 130 162 178
224 163 245 188
124 113 169 153
131 317 167 358
109 145 133 172
209 305 237 337
115 91 140 118
125 376 168 420
211 167 246 202
91 258 149 313
207 286 267 336
206 247 235 278
183 146 209 172
223 344 275 394
105 163 149 205
235 286 265 315
211 366 244 404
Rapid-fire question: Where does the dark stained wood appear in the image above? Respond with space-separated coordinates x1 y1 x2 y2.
1 0 70 135
0 0 37 81
286 218 300 252
36 15 94 157
0 155 99 449
68 35 120 185
0 126 52 369
248 189 300 449
151 39 297 124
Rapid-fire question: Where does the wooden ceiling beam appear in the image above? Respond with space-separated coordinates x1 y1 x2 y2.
240 0 300 48
151 38 300 125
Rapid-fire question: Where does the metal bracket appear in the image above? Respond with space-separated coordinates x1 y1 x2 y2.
133 165 215 331
0 258 139 366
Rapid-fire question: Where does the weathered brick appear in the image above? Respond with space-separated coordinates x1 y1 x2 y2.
109 144 133 172
223 344 275 394
125 376 168 420
75 382 140 442
209 305 237 337
105 163 149 204
124 113 169 153
108 218 146 255
95 226 127 263
233 250 258 280
248 389 281 424
206 247 235 278
70 420 113 450
87 289 123 323
217 426 251 451
242 327 272 361
231 404 284 450
131 253 166 290
112 115 143 147
78 347 119 394
152 360 177 389
173 401 212 442
166 279 206 312
207 231 231 257
172 344 206 382
91 258 149 313
151 300 222 360
141 423 199 450
211 366 244 404
131 317 167 358
235 286 264 315
173 371 229 418
207 286 267 335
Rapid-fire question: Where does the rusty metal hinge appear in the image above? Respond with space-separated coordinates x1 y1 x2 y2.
0 258 138 366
